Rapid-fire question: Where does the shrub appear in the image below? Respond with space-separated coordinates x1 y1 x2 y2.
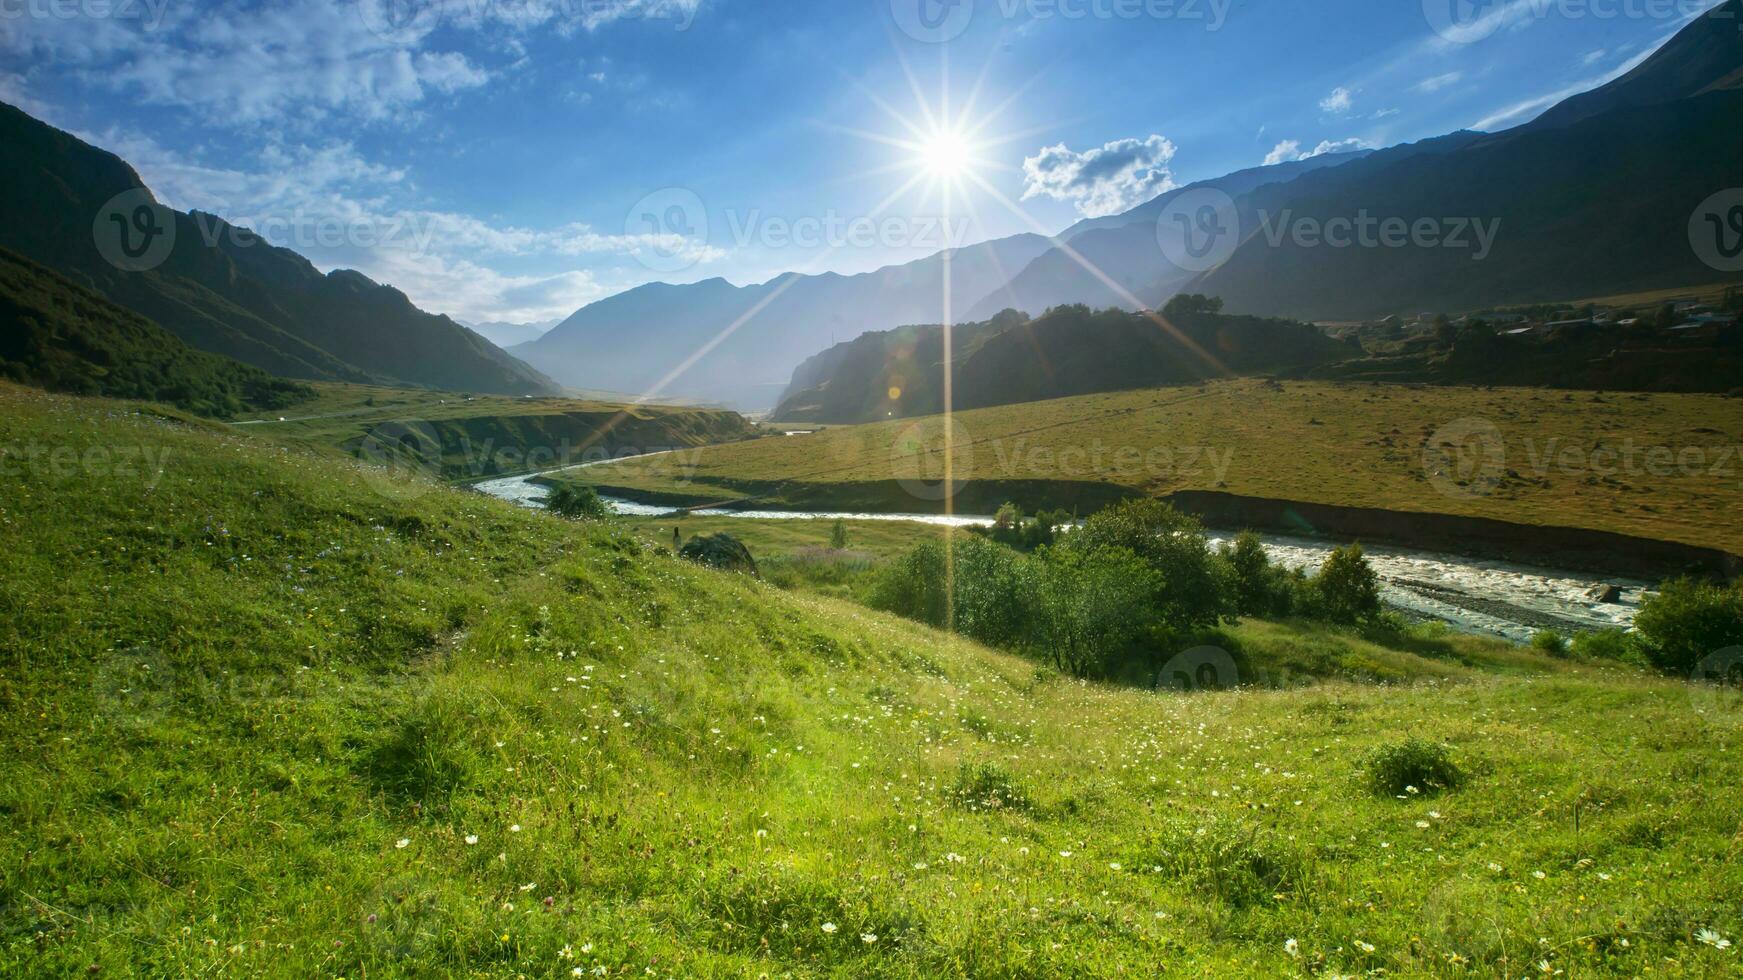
947 762 1032 813
1141 815 1313 908
1569 628 1639 664
1064 499 1231 633
1314 544 1382 624
829 519 849 550
545 483 612 520
1033 544 1160 678
1221 531 1296 618
1632 578 1743 675
1360 738 1464 797
1531 630 1569 655
869 539 951 628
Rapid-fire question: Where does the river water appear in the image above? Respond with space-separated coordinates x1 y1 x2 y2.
473 469 1648 644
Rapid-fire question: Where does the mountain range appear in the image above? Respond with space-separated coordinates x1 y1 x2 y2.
0 104 559 397
519 0 1743 411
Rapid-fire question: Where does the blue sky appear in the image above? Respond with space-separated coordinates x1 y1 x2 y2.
0 0 1715 324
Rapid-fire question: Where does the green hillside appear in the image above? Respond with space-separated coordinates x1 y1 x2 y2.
0 248 310 417
0 103 558 397
2 383 1740 976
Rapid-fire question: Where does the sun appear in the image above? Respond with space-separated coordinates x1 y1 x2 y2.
918 129 974 178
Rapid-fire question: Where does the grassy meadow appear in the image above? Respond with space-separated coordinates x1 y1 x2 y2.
232 381 754 482
564 379 1743 555
3 382 1743 977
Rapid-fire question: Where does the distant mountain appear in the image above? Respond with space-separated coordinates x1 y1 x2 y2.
1186 94 1743 320
0 103 560 397
0 247 311 417
462 318 560 349
515 234 1053 410
1184 3 1743 319
1527 0 1743 131
772 298 1350 423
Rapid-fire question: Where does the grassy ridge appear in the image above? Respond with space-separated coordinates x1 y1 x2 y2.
2 384 1741 977
234 381 756 480
566 379 1743 554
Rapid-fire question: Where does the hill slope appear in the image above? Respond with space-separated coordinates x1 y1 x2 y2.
0 247 310 416
0 103 559 396
2 383 1741 976
772 303 1349 423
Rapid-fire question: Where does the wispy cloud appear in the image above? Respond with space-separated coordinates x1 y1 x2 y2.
1319 86 1355 114
1416 71 1463 93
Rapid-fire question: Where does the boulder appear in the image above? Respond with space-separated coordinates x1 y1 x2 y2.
679 533 759 577
1587 584 1624 604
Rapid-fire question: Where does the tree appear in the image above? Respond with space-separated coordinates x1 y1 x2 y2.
1064 499 1231 633
1034 545 1160 678
1632 578 1743 675
1313 544 1382 624
1162 293 1224 319
829 518 849 550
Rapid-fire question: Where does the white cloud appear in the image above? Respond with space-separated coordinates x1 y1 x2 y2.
1319 87 1354 114
0 0 711 128
1416 72 1463 93
1021 135 1178 218
1306 138 1368 157
1263 137 1370 166
1262 140 1302 166
1471 44 1655 131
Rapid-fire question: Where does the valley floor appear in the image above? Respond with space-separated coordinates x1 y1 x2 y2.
561 379 1743 562
2 384 1740 977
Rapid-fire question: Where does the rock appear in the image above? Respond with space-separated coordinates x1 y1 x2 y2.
679 533 759 577
1587 584 1624 604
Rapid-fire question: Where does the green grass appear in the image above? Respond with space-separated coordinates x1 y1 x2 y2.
232 381 756 481
3 382 1742 977
561 378 1743 555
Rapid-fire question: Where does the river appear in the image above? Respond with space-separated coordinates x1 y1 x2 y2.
472 469 1648 644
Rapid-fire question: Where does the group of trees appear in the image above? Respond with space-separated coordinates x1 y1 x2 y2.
871 500 1384 681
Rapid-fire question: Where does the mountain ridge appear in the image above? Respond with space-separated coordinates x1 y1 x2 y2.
0 103 561 397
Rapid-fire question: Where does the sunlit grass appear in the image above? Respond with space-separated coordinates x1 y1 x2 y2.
2 383 1740 977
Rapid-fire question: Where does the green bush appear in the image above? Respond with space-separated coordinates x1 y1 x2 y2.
1062 499 1231 633
1221 531 1298 618
545 483 612 520
1531 630 1569 656
1360 738 1465 797
1033 544 1160 678
1632 578 1743 675
947 762 1032 813
1140 814 1313 908
1569 628 1639 664
1313 544 1382 624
